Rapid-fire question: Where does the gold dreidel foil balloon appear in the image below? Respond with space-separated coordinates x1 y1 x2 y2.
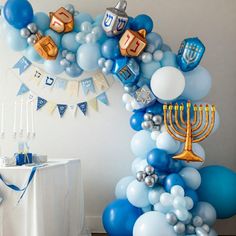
163 101 216 162
34 33 59 60
119 29 147 57
49 7 74 33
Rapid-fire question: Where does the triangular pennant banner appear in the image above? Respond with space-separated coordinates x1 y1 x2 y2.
57 104 68 118
97 92 109 105
93 73 109 90
13 57 31 75
46 101 57 114
88 98 98 111
17 83 30 96
37 97 47 110
77 102 87 116
54 78 68 90
28 91 37 103
67 81 79 97
81 77 95 95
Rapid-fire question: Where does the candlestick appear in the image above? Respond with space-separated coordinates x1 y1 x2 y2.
31 101 35 137
26 101 29 138
1 102 4 137
13 101 17 138
19 98 23 136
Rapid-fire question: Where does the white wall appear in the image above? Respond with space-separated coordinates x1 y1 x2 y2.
0 0 236 234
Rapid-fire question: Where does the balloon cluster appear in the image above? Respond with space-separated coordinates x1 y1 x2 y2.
0 0 236 235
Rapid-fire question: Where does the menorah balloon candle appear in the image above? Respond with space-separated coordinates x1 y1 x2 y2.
1 103 4 137
13 101 17 137
163 101 216 162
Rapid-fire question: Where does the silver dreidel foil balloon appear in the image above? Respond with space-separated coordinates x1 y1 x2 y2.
102 0 128 37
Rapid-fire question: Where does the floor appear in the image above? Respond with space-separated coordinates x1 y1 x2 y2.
92 234 107 236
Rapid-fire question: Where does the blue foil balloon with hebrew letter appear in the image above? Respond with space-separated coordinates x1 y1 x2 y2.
102 0 128 37
177 37 205 72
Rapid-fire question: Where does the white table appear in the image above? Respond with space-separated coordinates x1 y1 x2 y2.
0 159 90 236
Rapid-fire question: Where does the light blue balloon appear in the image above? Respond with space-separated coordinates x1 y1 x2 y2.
6 27 28 51
127 180 150 208
161 44 172 52
74 12 93 32
140 61 161 79
148 186 165 205
161 51 178 67
182 66 212 101
115 176 135 199
77 43 101 71
94 14 104 26
44 54 64 75
45 29 61 47
133 211 176 236
61 32 80 52
156 132 181 154
146 32 163 51
192 202 217 226
131 158 147 175
131 130 156 157
179 167 201 190
65 63 83 78
142 205 152 213
34 12 50 32
24 46 41 62
154 202 172 214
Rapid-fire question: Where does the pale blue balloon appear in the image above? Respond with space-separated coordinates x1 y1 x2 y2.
133 211 176 236
179 167 201 190
61 32 80 52
192 202 217 226
161 44 172 52
156 131 181 154
94 14 104 26
154 202 172 214
127 180 150 208
34 12 50 32
131 130 156 157
148 186 165 205
24 46 41 62
182 66 212 101
131 158 147 175
77 43 101 71
65 63 83 78
6 28 28 51
74 12 93 32
146 32 163 53
115 176 135 199
161 51 178 67
45 29 61 46
142 205 152 213
44 54 64 75
140 61 161 79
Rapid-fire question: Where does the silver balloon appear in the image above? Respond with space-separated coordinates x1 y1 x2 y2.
60 59 71 68
62 50 68 58
27 23 38 34
173 222 186 234
141 52 152 63
186 224 195 234
144 165 155 176
152 174 158 183
192 216 203 227
27 34 37 44
141 120 154 130
201 224 210 233
20 28 31 39
166 212 178 226
65 4 75 14
136 171 146 182
144 176 155 187
66 53 76 62
152 125 161 131
144 113 153 121
195 227 208 236
152 115 163 125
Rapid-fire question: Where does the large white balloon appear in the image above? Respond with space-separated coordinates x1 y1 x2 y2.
133 211 176 236
150 66 185 101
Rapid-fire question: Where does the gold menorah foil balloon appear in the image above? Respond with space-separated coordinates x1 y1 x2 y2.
49 7 74 33
163 101 216 162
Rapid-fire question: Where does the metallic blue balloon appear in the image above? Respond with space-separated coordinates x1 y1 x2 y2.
145 102 163 115
177 37 205 72
164 173 185 192
130 111 145 131
131 14 153 33
101 38 120 59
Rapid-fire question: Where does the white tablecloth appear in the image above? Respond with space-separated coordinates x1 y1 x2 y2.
0 159 90 236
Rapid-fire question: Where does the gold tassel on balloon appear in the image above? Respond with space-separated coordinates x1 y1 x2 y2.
163 101 216 162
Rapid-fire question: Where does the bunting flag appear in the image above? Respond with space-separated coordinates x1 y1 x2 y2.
13 57 31 75
81 77 95 95
93 73 109 90
57 104 68 118
77 102 87 116
67 81 79 97
36 97 47 110
97 92 109 105
68 105 77 117
32 69 43 85
43 76 56 88
27 91 37 103
88 98 98 111
17 83 30 96
46 101 57 114
54 78 68 90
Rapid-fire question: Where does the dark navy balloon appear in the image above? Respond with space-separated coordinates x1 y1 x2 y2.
131 14 153 33
130 111 145 131
164 173 185 192
102 199 143 236
4 0 34 29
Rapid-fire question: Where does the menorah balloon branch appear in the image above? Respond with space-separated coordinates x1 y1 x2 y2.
0 0 236 235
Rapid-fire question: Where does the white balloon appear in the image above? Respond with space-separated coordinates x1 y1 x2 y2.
150 66 185 101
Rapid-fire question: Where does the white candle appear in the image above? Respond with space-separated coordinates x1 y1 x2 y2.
13 101 17 137
26 101 29 137
31 102 35 137
19 98 23 135
1 103 4 136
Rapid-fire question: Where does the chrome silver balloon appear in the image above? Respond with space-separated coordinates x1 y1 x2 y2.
66 53 76 62
27 23 38 34
144 113 153 121
152 115 163 125
201 224 210 233
186 224 195 234
60 59 70 68
136 171 146 182
144 165 154 176
192 216 203 227
141 120 154 130
27 34 37 44
166 212 178 226
173 222 186 234
152 174 158 183
141 52 153 64
195 227 208 236
144 176 155 187
20 28 31 39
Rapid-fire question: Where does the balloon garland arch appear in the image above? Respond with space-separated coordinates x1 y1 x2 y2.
1 0 236 235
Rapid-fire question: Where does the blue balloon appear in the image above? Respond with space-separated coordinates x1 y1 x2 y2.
45 29 61 47
167 158 182 173
115 176 135 199
102 199 142 236
74 12 93 32
77 43 101 71
164 173 185 192
6 28 28 51
93 14 104 26
160 51 178 67
61 32 80 52
146 32 163 52
44 54 64 75
101 38 120 59
4 0 34 29
198 165 236 219
131 14 153 33
33 12 50 32
161 44 172 52
140 61 161 79
24 46 41 62
65 63 83 78
185 188 199 206
145 102 163 115
147 149 170 171
130 111 145 131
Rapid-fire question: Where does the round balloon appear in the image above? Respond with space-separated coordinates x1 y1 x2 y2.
130 111 145 131
101 38 120 59
115 176 135 199
164 173 185 192
179 167 201 190
33 12 50 32
150 66 185 101
131 14 153 33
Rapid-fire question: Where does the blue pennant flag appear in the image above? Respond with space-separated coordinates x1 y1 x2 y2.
37 97 47 110
13 57 32 75
81 78 95 95
57 104 68 118
17 83 30 96
77 102 87 116
97 92 109 105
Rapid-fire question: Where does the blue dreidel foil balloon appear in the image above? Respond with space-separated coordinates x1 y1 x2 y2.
4 0 34 29
102 199 142 236
197 165 236 219
177 37 205 72
102 0 128 37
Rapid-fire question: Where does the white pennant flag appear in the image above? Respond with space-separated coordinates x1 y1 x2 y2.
27 91 37 103
68 104 77 117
